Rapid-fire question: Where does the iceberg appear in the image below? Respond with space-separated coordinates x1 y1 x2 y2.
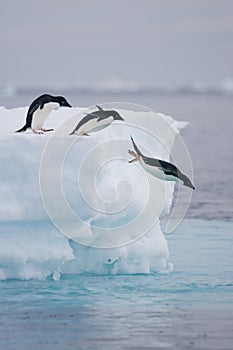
0 102 190 280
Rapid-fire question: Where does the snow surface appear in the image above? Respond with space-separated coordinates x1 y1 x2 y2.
0 103 187 279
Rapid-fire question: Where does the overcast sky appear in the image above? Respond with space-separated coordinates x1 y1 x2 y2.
1 0 233 88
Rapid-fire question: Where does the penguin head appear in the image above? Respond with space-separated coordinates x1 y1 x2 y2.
182 174 195 190
111 110 124 121
95 105 124 121
55 96 72 108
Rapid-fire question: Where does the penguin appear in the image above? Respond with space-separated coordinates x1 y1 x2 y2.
15 94 72 134
70 105 124 136
128 136 195 190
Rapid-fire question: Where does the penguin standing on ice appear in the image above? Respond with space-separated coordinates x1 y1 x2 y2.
128 136 195 190
70 105 124 136
15 94 72 134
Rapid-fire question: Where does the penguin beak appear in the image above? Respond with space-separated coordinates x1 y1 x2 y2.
183 181 195 190
61 101 72 108
128 150 140 163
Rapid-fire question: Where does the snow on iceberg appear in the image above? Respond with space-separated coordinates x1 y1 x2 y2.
0 102 188 280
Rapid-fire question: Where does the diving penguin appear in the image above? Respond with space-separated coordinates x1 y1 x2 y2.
70 105 124 136
128 136 195 190
15 94 72 134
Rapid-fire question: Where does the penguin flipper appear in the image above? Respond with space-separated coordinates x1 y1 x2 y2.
28 102 40 115
26 103 40 123
96 105 104 112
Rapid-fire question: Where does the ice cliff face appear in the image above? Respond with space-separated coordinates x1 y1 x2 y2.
0 103 187 279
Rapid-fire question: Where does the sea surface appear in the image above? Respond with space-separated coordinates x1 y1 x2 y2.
0 92 232 349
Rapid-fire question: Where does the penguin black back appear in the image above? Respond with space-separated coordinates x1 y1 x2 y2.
129 136 195 190
70 105 124 135
15 94 71 133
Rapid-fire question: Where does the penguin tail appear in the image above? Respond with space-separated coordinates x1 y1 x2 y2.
15 124 28 133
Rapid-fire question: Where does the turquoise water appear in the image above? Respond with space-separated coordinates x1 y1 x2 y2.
1 219 233 349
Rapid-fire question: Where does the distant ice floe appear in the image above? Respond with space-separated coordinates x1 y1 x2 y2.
0 84 17 97
1 79 233 98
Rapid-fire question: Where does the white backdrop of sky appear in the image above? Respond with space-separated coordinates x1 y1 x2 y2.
1 0 233 88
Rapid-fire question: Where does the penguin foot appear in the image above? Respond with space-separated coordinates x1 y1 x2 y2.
83 133 90 136
128 149 140 163
128 150 137 157
32 129 44 135
40 128 54 132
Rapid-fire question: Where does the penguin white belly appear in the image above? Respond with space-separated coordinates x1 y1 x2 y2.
163 174 180 182
140 160 178 182
76 117 114 135
31 102 59 130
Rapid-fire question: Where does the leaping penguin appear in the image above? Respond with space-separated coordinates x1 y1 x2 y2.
70 105 124 136
15 94 72 134
128 136 195 190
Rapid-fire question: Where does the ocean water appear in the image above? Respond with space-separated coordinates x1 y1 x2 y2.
1 219 232 349
0 93 232 349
